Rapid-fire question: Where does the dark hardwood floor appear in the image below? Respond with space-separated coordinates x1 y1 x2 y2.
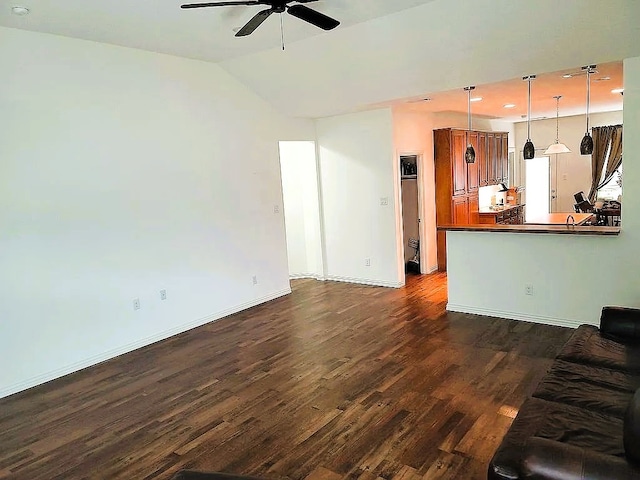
0 273 573 480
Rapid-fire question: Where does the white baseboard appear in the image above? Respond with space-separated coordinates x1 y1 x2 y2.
426 265 439 274
446 303 584 329
0 288 292 400
325 275 403 289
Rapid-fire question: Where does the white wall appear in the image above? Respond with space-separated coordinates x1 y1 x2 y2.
513 111 623 211
0 27 314 398
316 109 401 287
446 56 640 328
279 141 323 279
392 109 438 273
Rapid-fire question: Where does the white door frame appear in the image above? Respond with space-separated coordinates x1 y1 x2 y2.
396 152 428 285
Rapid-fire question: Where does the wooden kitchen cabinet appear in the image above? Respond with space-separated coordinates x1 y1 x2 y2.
468 194 479 224
478 205 525 225
452 130 467 196
466 132 479 193
501 133 509 183
434 128 510 271
452 196 469 225
493 133 502 185
478 131 488 187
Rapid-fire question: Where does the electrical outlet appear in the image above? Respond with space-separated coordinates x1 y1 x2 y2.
252 275 258 285
525 284 534 296
160 289 167 301
273 205 280 214
365 258 371 267
133 298 141 310
380 197 389 206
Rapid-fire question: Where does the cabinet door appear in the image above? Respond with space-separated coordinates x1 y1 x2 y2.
487 133 498 185
452 130 467 196
466 132 479 193
478 132 488 186
501 133 509 183
495 134 503 182
452 196 469 225
468 194 479 224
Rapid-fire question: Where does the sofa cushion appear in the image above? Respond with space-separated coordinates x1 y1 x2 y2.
557 325 640 373
488 397 625 480
624 388 640 464
532 360 637 418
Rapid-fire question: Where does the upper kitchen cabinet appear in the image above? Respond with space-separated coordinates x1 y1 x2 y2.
452 130 467 196
500 133 509 183
466 132 479 194
478 131 488 187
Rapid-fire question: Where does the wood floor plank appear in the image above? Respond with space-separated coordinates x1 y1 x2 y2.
0 273 572 479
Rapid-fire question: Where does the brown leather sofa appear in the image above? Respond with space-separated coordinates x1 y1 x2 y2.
488 306 640 479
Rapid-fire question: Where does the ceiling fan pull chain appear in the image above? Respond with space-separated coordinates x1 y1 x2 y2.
280 13 285 51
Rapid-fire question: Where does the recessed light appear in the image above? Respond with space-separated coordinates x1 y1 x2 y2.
562 74 573 78
611 88 624 94
470 97 482 102
11 5 30 15
503 103 516 109
595 76 611 82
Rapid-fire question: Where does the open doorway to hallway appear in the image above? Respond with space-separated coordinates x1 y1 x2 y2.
399 154 425 278
278 141 324 280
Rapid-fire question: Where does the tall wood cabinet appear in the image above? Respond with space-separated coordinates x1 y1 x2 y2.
434 128 509 271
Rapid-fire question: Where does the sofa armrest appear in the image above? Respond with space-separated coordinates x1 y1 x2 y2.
600 306 640 343
521 437 638 479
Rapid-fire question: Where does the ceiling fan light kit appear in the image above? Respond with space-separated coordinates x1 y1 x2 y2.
181 0 340 38
580 64 596 155
523 75 536 160
464 86 476 164
544 95 571 155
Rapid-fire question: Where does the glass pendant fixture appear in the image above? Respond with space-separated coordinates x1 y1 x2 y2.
580 65 596 155
523 75 536 160
544 96 571 155
464 86 476 163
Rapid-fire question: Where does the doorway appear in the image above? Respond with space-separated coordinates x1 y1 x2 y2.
399 154 423 276
525 156 551 222
279 141 324 280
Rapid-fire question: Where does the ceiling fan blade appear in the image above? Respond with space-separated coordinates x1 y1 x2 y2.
235 8 274 36
181 1 262 9
287 4 340 31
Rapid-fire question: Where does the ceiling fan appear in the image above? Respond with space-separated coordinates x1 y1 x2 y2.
180 0 340 37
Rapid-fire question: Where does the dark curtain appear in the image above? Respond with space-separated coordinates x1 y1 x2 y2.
588 124 623 202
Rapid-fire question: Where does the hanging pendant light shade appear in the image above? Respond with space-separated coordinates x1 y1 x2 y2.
523 75 536 160
544 95 571 155
464 86 476 163
580 65 596 155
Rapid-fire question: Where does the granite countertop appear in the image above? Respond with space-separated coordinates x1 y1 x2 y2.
478 204 524 215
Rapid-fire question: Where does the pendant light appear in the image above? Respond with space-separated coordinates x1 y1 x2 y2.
544 96 571 155
523 75 536 160
580 65 596 155
464 86 476 163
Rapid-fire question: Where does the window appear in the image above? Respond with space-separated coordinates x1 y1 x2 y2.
597 165 623 201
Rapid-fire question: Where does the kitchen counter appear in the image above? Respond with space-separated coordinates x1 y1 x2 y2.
526 213 593 226
437 224 620 236
478 204 523 214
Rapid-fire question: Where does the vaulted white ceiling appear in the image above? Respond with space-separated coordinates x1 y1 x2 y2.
0 0 436 63
2 0 640 119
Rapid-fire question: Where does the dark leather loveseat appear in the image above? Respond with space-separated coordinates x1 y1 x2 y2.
489 306 640 479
